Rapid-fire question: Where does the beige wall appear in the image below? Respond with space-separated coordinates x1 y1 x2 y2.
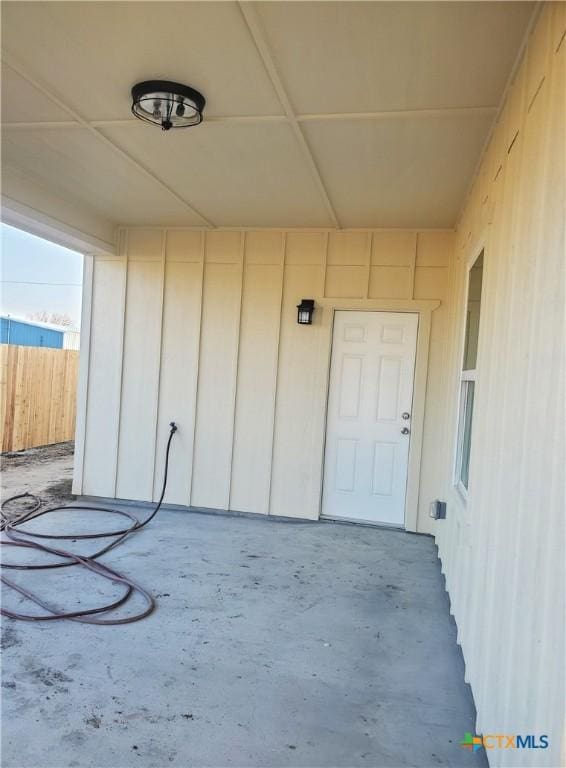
433 4 565 766
74 227 452 533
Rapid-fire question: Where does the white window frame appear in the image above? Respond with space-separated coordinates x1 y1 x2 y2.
454 248 484 499
455 371 477 498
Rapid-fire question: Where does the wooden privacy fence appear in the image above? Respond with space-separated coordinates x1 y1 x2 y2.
1 345 79 452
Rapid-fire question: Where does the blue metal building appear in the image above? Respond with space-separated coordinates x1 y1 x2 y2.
0 317 64 349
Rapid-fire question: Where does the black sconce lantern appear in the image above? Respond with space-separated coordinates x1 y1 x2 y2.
296 299 315 325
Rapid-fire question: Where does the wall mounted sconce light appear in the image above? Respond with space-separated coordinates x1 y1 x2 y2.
296 299 315 325
131 80 206 130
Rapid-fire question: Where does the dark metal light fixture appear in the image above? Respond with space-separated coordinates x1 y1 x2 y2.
429 500 447 520
131 80 205 130
297 299 315 325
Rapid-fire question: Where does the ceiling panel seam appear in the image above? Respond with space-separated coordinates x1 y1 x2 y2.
296 106 498 122
238 1 340 229
1 106 499 131
1 54 215 228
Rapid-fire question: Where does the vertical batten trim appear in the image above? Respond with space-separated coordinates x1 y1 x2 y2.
364 232 373 299
410 233 418 299
228 232 246 510
314 303 335 518
72 252 93 495
151 229 167 500
113 229 129 498
266 232 287 516
310 303 333 519
437 237 459 497
322 231 329 297
188 231 206 506
405 308 433 532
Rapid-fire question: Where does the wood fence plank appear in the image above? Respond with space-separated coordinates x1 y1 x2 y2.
2 346 18 452
0 346 8 451
12 347 27 451
0 345 79 452
41 351 55 445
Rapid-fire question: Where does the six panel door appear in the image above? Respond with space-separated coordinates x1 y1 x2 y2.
322 311 418 526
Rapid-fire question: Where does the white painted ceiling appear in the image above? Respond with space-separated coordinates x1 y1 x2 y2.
1 1 534 231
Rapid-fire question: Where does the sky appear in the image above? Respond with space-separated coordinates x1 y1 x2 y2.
0 224 83 329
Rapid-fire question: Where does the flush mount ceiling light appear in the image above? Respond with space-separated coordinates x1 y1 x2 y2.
131 80 206 131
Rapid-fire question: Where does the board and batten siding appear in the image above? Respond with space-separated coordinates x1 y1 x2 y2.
434 5 565 767
74 227 452 532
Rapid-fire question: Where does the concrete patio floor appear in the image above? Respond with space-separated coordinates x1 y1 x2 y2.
1 507 487 768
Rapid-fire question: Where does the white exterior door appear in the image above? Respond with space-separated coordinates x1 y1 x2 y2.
322 311 418 526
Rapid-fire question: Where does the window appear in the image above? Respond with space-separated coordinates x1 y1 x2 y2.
455 251 483 494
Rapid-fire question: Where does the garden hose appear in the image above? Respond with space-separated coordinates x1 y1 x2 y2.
0 422 177 624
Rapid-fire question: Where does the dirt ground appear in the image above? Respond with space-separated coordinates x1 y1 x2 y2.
1 442 75 516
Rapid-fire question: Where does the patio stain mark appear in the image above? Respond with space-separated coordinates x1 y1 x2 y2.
19 659 73 691
85 714 102 729
0 623 21 650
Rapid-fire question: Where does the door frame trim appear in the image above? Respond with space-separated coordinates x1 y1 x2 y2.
315 299 440 532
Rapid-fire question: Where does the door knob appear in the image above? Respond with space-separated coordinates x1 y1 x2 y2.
401 427 410 435
402 412 410 420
